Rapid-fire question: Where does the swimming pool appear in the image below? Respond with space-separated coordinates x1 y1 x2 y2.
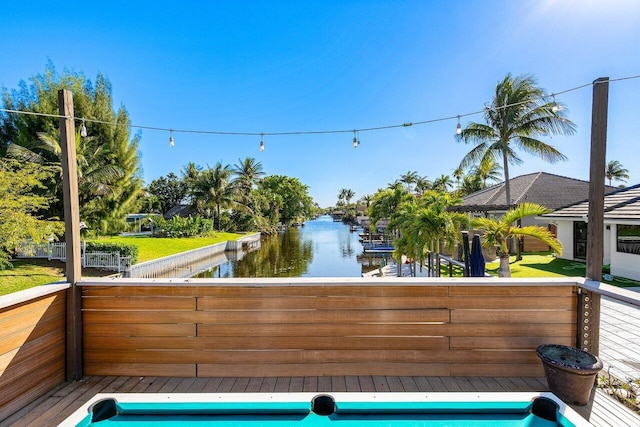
61 392 591 426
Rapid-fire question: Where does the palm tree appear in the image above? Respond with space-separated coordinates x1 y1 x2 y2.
452 167 464 190
471 202 562 277
605 160 629 186
399 170 419 193
473 157 502 186
192 162 235 230
432 174 453 192
457 74 576 206
344 189 355 206
415 175 432 196
233 157 265 191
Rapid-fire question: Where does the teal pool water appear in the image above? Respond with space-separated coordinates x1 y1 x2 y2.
74 398 577 426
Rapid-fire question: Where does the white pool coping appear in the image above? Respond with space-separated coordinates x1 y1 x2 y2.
59 391 591 426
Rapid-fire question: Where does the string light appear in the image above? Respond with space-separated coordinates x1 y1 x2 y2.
259 133 264 151
0 75 636 145
551 94 560 113
456 116 462 135
352 130 359 148
80 118 87 138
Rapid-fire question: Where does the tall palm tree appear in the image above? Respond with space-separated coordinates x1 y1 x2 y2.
415 175 432 196
452 166 464 190
399 170 419 193
233 157 265 191
192 162 234 230
181 162 202 204
457 74 576 206
472 202 562 277
432 174 453 192
605 160 629 186
344 189 355 206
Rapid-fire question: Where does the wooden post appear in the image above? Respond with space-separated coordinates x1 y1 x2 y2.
580 77 608 356
586 77 608 282
59 89 83 381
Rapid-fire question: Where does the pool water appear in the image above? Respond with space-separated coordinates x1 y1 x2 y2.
65 393 588 427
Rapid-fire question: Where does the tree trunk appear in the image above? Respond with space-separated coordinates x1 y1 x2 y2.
502 149 511 207
498 253 511 277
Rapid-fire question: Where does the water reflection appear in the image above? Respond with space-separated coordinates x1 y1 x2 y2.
194 215 370 278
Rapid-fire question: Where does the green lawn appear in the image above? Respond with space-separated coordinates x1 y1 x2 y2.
485 253 640 288
0 259 66 296
94 233 242 262
1 233 243 295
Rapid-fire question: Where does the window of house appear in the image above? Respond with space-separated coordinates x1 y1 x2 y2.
617 224 640 255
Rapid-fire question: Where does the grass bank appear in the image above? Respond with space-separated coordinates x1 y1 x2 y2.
94 233 242 263
1 233 244 295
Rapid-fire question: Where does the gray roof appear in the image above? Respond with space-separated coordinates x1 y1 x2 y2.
164 204 197 219
451 172 618 212
543 184 640 222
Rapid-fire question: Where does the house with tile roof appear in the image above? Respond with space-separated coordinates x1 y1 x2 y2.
450 172 617 252
542 184 640 280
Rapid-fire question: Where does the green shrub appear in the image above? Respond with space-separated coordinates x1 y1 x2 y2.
152 216 215 237
85 241 139 264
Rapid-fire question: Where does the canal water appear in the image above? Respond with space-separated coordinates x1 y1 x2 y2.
194 215 388 278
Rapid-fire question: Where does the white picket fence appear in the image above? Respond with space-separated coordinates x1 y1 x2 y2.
15 241 131 273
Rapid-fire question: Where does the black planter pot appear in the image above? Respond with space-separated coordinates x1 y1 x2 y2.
536 344 603 406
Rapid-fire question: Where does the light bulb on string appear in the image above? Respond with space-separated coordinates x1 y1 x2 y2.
456 116 462 135
352 130 359 148
169 130 175 148
551 94 560 113
80 119 87 138
259 133 265 151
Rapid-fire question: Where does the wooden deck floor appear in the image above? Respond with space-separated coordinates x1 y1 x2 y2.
4 375 639 426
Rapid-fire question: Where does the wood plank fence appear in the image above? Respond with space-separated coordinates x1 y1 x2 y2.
81 279 578 378
0 285 69 421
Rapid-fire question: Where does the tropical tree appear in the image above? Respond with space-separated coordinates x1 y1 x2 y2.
181 162 202 203
452 167 464 190
415 175 432 196
1 64 142 233
233 157 265 195
471 202 562 277
399 170 419 193
473 157 503 186
432 174 453 192
368 185 413 228
605 160 629 186
0 159 64 268
191 162 234 229
390 191 468 274
146 172 187 214
344 189 355 206
456 73 576 206
260 175 313 225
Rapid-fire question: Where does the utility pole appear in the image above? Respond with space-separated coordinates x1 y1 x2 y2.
59 89 83 380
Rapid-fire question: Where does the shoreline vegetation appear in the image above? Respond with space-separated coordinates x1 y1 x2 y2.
0 233 242 296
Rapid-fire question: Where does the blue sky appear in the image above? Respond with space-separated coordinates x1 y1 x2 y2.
1 0 639 207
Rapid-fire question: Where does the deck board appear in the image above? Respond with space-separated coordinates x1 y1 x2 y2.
4 375 639 426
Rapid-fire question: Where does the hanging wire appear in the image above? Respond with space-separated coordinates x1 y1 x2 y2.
0 75 637 141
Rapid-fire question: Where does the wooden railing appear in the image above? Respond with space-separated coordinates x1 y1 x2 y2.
0 284 69 421
80 277 579 378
